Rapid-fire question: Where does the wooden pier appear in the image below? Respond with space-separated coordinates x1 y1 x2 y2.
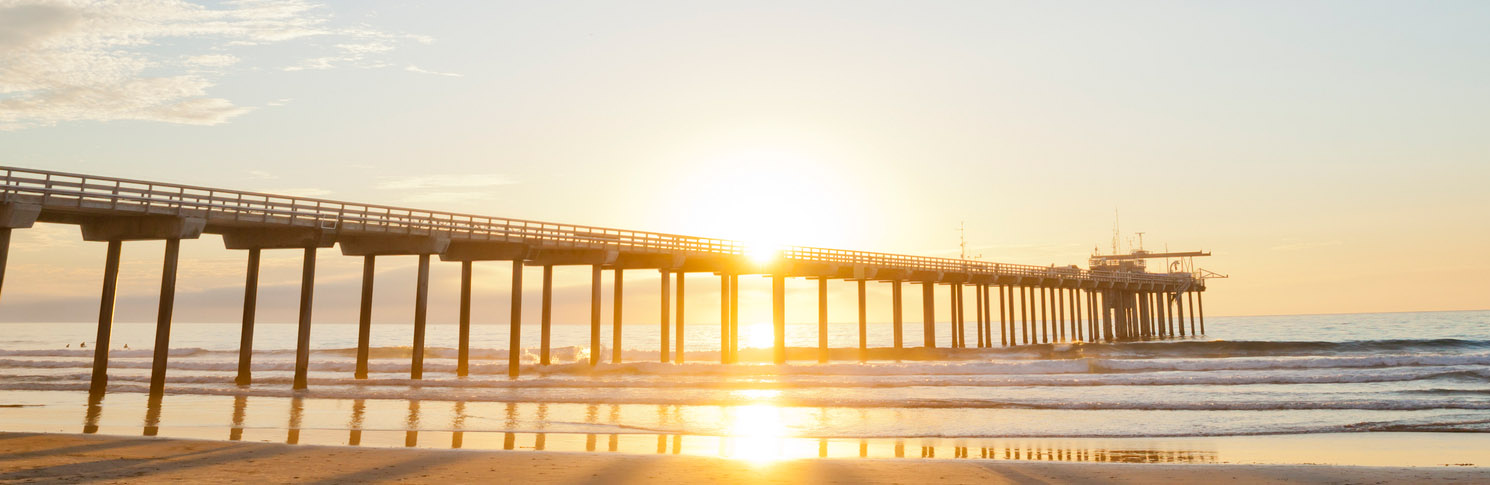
0 166 1207 397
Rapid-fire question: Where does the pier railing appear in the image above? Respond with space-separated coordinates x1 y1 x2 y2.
0 166 1190 286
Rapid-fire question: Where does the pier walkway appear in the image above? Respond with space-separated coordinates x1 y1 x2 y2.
0 166 1206 396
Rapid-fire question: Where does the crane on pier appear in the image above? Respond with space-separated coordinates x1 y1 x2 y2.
1090 236 1227 282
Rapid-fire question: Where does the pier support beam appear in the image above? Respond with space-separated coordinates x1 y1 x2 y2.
772 274 786 364
892 280 903 349
1039 287 1049 344
540 265 553 365
235 248 260 386
1056 287 1066 342
922 282 935 348
1176 292 1186 336
951 284 962 348
411 254 430 379
613 269 624 364
675 272 685 364
354 256 375 379
1198 291 1206 335
147 239 181 397
590 265 602 366
1100 291 1113 342
976 285 986 348
292 247 316 390
458 261 472 376
508 260 522 378
1020 287 1030 344
720 274 730 365
729 274 739 363
817 278 828 363
857 279 867 361
89 241 122 395
659 270 670 363
998 286 1008 346
1189 291 1197 335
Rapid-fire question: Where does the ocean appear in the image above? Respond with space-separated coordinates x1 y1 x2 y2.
2 310 1487 465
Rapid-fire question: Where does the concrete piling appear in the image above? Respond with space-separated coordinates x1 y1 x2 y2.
89 240 122 395
236 248 260 386
292 247 316 390
508 259 522 378
411 253 430 379
540 265 553 365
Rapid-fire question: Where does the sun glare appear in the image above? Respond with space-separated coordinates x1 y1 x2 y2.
744 240 782 264
669 148 865 253
744 322 775 350
724 404 789 465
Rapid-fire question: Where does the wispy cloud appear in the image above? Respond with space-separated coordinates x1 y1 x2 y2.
243 169 277 180
375 173 515 205
376 174 516 190
0 0 428 130
257 187 332 198
405 65 460 77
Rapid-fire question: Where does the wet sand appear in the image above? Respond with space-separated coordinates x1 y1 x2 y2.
3 432 1487 484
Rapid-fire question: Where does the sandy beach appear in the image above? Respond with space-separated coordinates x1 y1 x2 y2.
2 432 1486 484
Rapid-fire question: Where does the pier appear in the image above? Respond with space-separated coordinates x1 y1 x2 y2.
0 166 1208 397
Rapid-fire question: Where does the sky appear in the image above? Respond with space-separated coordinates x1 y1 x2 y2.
1 0 1487 326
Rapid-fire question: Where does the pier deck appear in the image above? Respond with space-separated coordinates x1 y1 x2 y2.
0 166 1207 395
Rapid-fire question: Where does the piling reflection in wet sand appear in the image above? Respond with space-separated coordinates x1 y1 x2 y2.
143 395 162 437
348 398 365 446
229 395 246 441
73 393 1221 464
83 392 103 435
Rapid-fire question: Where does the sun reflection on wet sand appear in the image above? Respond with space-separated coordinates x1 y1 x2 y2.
723 404 788 465
14 392 1489 467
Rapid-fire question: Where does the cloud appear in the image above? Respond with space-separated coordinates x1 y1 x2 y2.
376 174 516 190
243 169 277 180
0 0 427 130
374 174 515 206
405 65 460 77
256 187 332 197
184 54 239 68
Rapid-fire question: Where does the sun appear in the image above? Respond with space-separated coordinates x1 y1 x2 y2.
744 240 782 264
743 321 775 350
666 148 864 255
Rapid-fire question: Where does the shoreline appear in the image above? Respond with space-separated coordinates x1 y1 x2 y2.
3 432 1488 484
